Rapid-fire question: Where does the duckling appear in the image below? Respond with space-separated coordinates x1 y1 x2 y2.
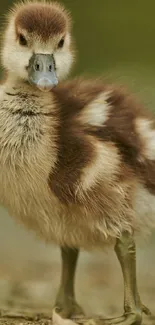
0 2 154 325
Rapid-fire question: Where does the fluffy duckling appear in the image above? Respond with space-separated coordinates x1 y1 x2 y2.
0 2 154 325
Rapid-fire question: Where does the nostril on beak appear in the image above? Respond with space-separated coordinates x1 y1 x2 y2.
35 63 40 71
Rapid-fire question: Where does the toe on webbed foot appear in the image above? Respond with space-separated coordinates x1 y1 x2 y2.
53 298 84 319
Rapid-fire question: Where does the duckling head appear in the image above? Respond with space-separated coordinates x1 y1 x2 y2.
1 1 74 91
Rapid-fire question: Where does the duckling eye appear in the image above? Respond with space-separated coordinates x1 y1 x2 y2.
19 34 27 46
58 38 64 49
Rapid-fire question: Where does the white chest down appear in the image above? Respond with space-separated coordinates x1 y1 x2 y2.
0 90 63 242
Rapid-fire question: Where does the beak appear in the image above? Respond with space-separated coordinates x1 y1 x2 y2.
28 53 58 92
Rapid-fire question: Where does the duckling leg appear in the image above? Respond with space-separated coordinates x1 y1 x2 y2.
72 232 151 325
54 247 84 318
113 232 151 323
98 232 151 324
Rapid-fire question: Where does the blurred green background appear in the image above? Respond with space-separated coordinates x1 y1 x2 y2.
0 0 155 320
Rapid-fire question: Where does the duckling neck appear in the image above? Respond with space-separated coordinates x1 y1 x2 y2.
1 73 36 97
0 73 56 114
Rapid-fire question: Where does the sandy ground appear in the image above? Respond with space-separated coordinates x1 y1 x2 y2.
0 209 154 325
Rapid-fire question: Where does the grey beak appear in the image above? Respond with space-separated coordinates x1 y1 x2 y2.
28 54 58 92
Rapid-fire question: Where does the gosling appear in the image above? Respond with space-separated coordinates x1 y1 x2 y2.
0 1 154 325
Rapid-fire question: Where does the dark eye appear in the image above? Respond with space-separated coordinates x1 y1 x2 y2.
58 38 64 49
19 34 27 46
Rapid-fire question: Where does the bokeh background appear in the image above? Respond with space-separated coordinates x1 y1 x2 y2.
0 0 155 324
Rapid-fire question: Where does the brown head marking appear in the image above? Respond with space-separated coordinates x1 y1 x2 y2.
15 2 71 41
